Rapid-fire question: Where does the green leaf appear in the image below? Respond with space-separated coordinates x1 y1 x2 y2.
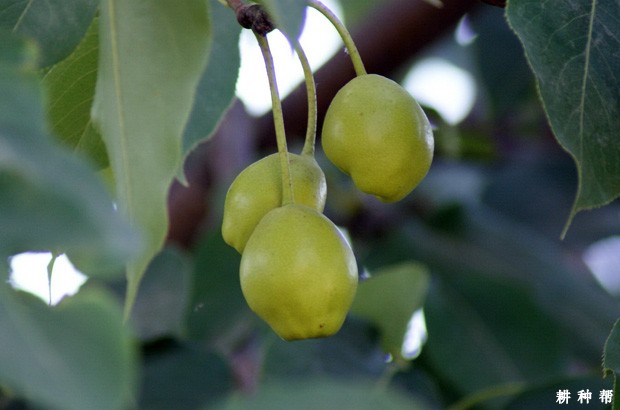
506 0 620 234
0 0 98 67
350 262 430 362
92 0 211 315
423 273 567 396
185 229 250 342
603 318 620 410
373 203 618 397
0 33 137 277
338 0 378 26
0 285 137 410
262 317 388 379
0 31 44 134
212 378 430 410
43 17 108 169
400 163 620 357
183 0 241 157
470 6 534 118
139 342 233 410
130 247 192 341
604 319 620 376
258 0 308 42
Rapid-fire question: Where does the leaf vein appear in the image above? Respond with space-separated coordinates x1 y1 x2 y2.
578 0 597 165
12 0 33 32
107 0 132 218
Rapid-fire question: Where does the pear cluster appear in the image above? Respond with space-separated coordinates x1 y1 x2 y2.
222 0 433 341
222 153 358 341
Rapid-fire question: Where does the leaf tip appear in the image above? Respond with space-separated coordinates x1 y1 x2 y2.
559 209 577 240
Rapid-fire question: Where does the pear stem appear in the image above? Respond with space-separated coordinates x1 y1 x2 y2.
308 0 367 77
295 41 318 156
255 32 294 205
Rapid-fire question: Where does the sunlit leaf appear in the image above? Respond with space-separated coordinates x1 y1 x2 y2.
92 0 211 315
506 0 620 235
0 0 98 67
0 285 137 410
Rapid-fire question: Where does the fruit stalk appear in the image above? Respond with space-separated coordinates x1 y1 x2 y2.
294 41 318 157
255 32 295 205
308 0 367 76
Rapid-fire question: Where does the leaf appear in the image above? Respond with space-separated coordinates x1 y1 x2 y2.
139 342 233 410
603 318 620 410
258 0 308 42
470 6 534 118
129 247 192 341
184 229 250 342
262 317 388 379
211 378 430 410
362 198 619 396
401 163 620 357
92 0 211 316
182 0 242 157
423 273 567 396
506 0 620 234
337 0 379 26
350 262 430 362
43 17 108 169
0 33 138 277
0 284 137 410
0 0 98 67
604 319 620 376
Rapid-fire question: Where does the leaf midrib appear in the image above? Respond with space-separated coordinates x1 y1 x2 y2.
107 0 132 220
561 0 598 236
578 0 597 163
12 0 33 32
